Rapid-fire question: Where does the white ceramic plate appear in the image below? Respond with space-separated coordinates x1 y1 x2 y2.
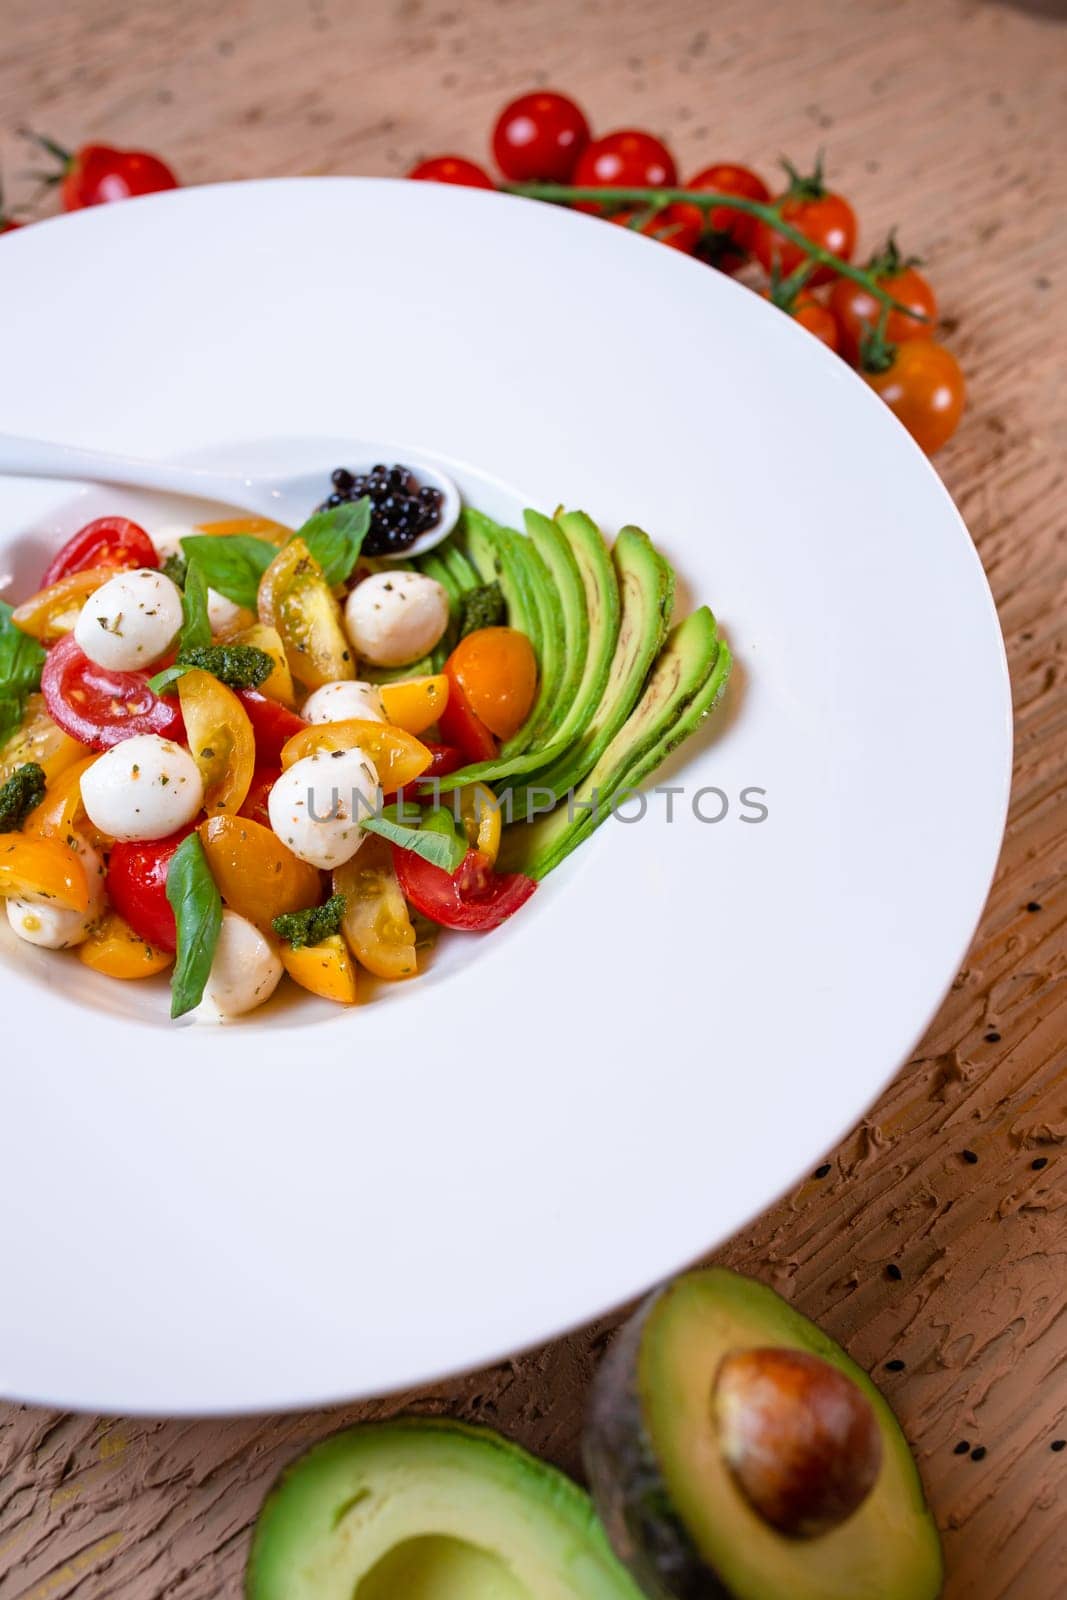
0 179 1010 1414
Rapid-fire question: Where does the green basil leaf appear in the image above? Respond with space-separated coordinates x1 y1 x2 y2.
0 697 23 749
361 809 467 873
0 601 46 701
166 833 223 1019
179 535 277 611
180 558 212 652
147 664 187 696
292 499 371 588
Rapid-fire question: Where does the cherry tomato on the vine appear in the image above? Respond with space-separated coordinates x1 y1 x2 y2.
492 91 590 183
26 134 180 211
754 159 856 286
41 517 159 587
830 238 937 364
408 155 495 189
573 129 678 194
688 163 770 271
610 202 703 254
864 340 965 455
761 287 840 353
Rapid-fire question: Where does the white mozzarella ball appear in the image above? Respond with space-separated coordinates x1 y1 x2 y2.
81 734 204 842
268 747 378 870
151 523 194 563
200 910 283 1018
5 835 106 950
301 680 386 725
344 571 450 668
73 567 183 672
206 588 253 637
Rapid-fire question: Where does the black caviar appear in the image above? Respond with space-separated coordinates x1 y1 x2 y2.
319 463 443 556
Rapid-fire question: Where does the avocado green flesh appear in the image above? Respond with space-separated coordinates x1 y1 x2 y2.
499 524 566 757
639 1271 943 1600
462 510 541 652
246 1418 643 1600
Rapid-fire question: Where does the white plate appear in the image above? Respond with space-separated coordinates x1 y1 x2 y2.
0 179 1010 1414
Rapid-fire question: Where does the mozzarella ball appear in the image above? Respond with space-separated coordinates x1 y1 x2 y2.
73 567 182 671
301 680 386 725
81 735 204 842
200 910 283 1018
344 571 450 668
6 835 106 950
207 588 253 638
151 523 192 563
268 747 378 870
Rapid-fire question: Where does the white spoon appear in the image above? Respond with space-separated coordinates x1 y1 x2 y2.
0 432 462 560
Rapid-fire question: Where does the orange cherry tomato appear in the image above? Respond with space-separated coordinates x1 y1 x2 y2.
334 835 417 980
280 933 358 1004
11 566 117 642
198 814 322 929
379 674 450 736
0 834 89 912
864 340 965 455
22 753 113 851
77 911 173 978
0 694 88 783
280 719 431 791
178 669 255 815
445 627 537 741
257 538 354 690
196 516 289 544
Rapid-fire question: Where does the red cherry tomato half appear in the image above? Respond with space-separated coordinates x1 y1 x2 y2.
393 845 536 932
573 129 678 195
422 743 463 780
687 163 770 269
436 673 497 764
408 156 495 189
61 143 179 211
610 202 703 254
492 91 591 183
107 825 195 953
41 634 184 750
238 764 281 829
41 517 159 587
235 690 307 764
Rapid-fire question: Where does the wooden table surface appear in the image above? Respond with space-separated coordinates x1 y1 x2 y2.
1 1 1065 1595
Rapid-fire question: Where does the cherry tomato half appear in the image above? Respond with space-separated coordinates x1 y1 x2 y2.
41 634 184 750
610 203 703 254
436 671 497 763
235 690 307 764
688 163 770 270
446 627 537 741
239 764 281 829
492 91 590 183
830 260 937 365
573 129 678 191
107 824 195 952
408 156 495 189
754 162 857 286
41 517 159 587
60 143 179 211
393 845 536 932
864 340 965 455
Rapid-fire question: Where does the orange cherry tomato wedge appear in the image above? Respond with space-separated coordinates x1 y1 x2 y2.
77 911 173 978
0 834 89 913
0 694 88 784
22 753 113 851
280 720 431 791
379 674 450 736
197 515 290 544
334 835 418 980
11 566 118 642
257 538 355 690
198 814 322 930
227 622 296 706
445 627 537 740
280 933 358 1004
178 669 255 815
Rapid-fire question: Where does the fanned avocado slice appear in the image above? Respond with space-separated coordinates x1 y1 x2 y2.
461 509 541 649
498 522 566 758
509 608 729 878
246 1417 643 1600
506 526 674 821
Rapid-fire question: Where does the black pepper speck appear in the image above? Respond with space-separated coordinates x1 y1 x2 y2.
971 1446 987 1462
885 1359 906 1372
886 1263 903 1282
813 1163 831 1179
962 1149 979 1165
954 1440 971 1455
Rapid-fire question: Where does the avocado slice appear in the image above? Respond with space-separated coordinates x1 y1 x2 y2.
585 1270 943 1600
247 1417 643 1600
498 521 567 757
509 608 730 879
461 509 541 649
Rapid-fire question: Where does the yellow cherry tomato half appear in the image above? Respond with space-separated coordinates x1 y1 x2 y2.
280 933 358 1004
280 719 431 791
198 813 322 929
0 834 89 913
227 622 296 707
379 674 450 736
334 834 417 980
257 538 354 691
0 694 88 784
178 669 255 815
454 782 502 866
11 566 119 642
446 627 537 740
77 911 173 979
23 754 113 851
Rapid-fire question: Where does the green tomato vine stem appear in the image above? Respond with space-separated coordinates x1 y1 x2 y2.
503 181 924 321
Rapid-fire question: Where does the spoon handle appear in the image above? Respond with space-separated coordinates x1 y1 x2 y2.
0 431 261 512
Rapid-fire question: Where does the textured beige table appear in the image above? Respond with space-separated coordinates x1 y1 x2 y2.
1 1 1065 1595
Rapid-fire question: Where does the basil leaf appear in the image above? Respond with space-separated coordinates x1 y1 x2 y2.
0 698 23 748
166 833 223 1019
179 535 277 611
147 664 187 696
361 809 467 873
0 602 47 755
292 499 371 587
180 559 212 652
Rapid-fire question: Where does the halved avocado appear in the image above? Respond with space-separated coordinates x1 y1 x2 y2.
584 1270 943 1600
247 1418 643 1600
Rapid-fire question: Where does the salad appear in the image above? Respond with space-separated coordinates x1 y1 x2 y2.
0 469 731 1020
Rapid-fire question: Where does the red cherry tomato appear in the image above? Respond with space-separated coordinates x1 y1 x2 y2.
235 690 307 764
436 674 497 764
107 825 195 953
408 156 495 189
0 219 21 236
422 743 463 780
687 163 770 270
492 91 590 182
393 845 536 932
41 634 184 750
238 765 281 829
30 136 180 211
754 161 857 287
830 246 937 365
41 517 159 587
610 202 703 254
761 287 840 353
573 129 678 193
864 340 965 455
